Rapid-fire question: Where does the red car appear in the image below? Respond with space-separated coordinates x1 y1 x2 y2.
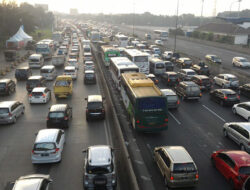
211 150 250 190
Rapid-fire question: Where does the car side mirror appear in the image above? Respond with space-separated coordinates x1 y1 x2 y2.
84 98 87 100
35 132 38 136
102 97 106 100
82 149 87 153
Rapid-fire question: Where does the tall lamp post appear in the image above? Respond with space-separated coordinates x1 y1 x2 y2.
200 0 204 26
174 0 179 53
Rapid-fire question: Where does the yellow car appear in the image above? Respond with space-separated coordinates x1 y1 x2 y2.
53 75 72 98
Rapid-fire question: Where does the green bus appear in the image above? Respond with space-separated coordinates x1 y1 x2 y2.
101 45 120 67
120 72 168 132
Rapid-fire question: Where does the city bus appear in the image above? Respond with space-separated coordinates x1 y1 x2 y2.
154 30 168 41
52 31 63 45
124 49 149 74
115 34 128 47
36 39 54 59
90 31 100 43
120 72 168 132
149 58 166 75
110 57 139 89
101 45 120 66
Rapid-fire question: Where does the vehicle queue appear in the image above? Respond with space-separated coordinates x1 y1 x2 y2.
1 21 250 190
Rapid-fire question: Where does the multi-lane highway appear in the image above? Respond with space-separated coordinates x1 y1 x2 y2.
0 38 119 189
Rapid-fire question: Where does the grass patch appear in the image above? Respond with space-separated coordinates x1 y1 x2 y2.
30 28 52 42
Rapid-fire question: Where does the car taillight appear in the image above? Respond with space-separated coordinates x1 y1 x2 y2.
170 176 174 181
168 79 170 82
64 116 68 120
224 96 228 100
136 120 140 124
102 109 105 113
42 94 46 97
86 109 88 113
177 100 180 104
32 150 37 154
53 148 60 154
164 118 168 122
29 94 32 97
9 113 12 117
200 93 202 97
248 142 250 146
237 95 240 99
199 80 202 85
195 174 199 179
155 80 158 83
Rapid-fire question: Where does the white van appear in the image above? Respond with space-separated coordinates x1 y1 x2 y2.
40 65 57 80
64 66 77 80
31 129 65 164
29 54 44 68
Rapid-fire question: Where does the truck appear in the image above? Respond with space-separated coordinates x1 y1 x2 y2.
52 55 65 67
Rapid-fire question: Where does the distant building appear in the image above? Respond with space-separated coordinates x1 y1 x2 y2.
70 8 78 15
35 4 48 11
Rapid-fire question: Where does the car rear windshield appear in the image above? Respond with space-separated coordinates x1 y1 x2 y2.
32 92 43 96
64 70 75 73
187 86 200 92
85 73 94 78
173 163 196 173
167 95 178 101
55 80 70 86
88 102 102 109
29 59 39 62
34 143 56 151
138 97 166 112
239 166 250 175
0 108 9 114
0 83 6 88
187 71 196 75
87 164 113 174
156 63 165 69
226 94 237 98
169 75 177 79
184 60 192 64
202 79 210 84
49 112 65 118
228 77 238 82
27 80 40 85
41 69 53 73
16 69 27 73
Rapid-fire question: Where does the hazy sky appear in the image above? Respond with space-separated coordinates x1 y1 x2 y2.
16 0 250 16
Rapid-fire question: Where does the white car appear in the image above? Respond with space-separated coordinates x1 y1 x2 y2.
232 57 250 68
155 40 163 46
213 74 239 89
232 102 250 121
29 87 51 104
67 58 79 69
84 61 95 71
64 66 77 80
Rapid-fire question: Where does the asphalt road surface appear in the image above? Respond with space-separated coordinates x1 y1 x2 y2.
0 39 118 190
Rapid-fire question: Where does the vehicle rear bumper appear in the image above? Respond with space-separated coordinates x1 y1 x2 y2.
31 154 61 164
168 179 198 188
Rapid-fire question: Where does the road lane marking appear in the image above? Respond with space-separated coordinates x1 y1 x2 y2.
169 111 181 125
202 105 226 122
134 160 144 165
141 176 151 181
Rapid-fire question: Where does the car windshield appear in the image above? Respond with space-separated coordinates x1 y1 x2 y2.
65 70 75 73
239 166 250 175
228 77 238 82
0 83 6 88
184 60 192 64
34 143 55 151
169 75 177 79
49 112 65 118
88 102 102 109
173 163 196 173
0 108 9 114
240 58 248 62
202 79 210 84
29 59 39 62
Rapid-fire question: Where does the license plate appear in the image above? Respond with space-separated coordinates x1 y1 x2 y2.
41 153 49 157
94 180 106 185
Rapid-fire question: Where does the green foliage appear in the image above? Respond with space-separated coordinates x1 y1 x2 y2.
169 28 185 36
30 28 52 42
207 32 214 41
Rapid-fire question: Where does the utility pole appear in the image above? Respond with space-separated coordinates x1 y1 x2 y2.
174 0 179 53
132 0 135 37
238 0 242 17
200 0 204 26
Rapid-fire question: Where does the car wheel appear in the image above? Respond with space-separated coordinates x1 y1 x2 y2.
232 108 237 115
220 100 224 106
223 129 228 137
240 144 246 151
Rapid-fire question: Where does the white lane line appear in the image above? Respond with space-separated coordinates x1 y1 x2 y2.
202 105 226 122
169 111 181 125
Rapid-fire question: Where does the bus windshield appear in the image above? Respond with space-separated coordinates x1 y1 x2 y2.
138 97 166 112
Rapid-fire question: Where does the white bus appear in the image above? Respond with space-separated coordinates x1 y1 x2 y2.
110 57 139 89
115 34 128 47
124 49 149 74
154 30 168 41
36 39 54 59
149 58 166 75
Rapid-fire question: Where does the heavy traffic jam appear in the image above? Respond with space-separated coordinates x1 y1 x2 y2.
1 21 250 190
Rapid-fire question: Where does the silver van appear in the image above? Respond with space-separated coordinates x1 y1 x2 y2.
223 122 250 152
154 146 198 188
161 89 180 109
31 129 65 164
40 65 57 80
29 54 44 68
0 101 25 124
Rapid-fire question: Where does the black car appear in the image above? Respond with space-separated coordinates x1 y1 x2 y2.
161 72 179 86
165 61 174 71
209 89 240 106
26 76 46 92
171 52 180 63
85 95 105 121
191 75 212 91
0 79 16 95
84 70 96 84
15 67 32 81
47 104 72 128
191 65 210 76
239 83 250 98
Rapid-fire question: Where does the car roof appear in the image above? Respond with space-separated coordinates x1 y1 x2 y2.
29 54 42 58
84 52 92 55
0 78 11 83
68 59 77 61
223 150 250 167
181 69 195 72
17 66 30 70
65 66 76 70
219 74 237 78
85 70 95 74
217 89 236 94
181 81 197 86
147 74 155 78
179 57 191 60
88 145 112 166
88 95 102 102
32 87 46 92
239 102 250 106
28 76 43 80
0 101 17 108
161 89 177 96
163 146 194 163
13 178 43 190
234 57 245 59
50 104 67 112
41 65 54 69
165 71 177 75
194 75 209 79
35 129 60 143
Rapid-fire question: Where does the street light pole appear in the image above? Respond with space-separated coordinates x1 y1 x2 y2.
174 0 179 53
132 0 135 37
238 0 242 17
200 0 204 26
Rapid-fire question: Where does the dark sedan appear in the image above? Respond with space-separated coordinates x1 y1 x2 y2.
239 83 250 99
161 72 179 86
209 89 240 106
